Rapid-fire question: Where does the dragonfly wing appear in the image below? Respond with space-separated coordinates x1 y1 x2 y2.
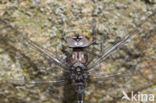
87 64 156 102
88 12 156 72
25 39 69 71
90 64 156 83
0 18 67 102
0 18 69 72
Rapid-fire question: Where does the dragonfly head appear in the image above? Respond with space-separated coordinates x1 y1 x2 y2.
72 34 83 42
67 34 91 48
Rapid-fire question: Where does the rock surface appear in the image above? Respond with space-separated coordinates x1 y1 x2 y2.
0 0 156 103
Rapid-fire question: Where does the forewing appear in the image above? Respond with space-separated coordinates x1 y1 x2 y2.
85 11 156 102
0 18 67 102
87 64 156 102
0 19 69 71
88 12 156 72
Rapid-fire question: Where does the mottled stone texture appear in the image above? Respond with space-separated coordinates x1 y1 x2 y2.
0 0 156 103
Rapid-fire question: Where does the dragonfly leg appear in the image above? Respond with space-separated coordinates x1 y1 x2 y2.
85 49 101 57
90 18 105 54
91 18 97 43
85 39 105 57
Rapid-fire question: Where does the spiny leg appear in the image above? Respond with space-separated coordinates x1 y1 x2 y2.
88 19 105 56
61 19 70 58
86 18 104 64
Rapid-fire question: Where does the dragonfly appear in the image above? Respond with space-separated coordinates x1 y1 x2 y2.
0 3 156 103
